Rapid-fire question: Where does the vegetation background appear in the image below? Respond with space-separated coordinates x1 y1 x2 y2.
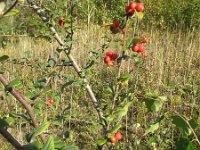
0 0 199 149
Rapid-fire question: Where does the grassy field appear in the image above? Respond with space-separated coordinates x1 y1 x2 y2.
0 24 200 149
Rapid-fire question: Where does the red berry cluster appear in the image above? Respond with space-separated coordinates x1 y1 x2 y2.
110 20 126 34
126 1 144 16
58 17 65 26
47 98 54 105
104 51 118 66
132 36 148 58
109 132 122 144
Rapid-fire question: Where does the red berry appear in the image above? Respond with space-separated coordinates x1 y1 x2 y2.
104 56 111 64
47 98 54 104
106 61 114 66
114 132 122 141
109 137 117 143
112 20 120 27
135 3 144 12
110 25 120 34
132 44 139 52
58 17 65 26
111 53 118 60
137 44 144 52
129 1 137 10
106 51 114 57
126 6 135 16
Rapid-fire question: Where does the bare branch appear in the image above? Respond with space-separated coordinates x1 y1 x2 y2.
0 74 46 143
28 2 106 124
0 128 24 150
0 0 19 19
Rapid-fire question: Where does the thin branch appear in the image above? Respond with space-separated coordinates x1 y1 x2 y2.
0 74 46 143
28 2 106 125
0 128 24 150
0 0 19 19
169 106 200 146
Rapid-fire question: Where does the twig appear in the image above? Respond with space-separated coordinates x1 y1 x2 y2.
169 106 200 146
0 128 24 150
28 2 105 125
0 74 46 143
0 0 19 19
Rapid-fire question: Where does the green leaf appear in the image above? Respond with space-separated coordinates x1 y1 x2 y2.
144 122 159 135
18 0 25 4
5 9 19 16
47 58 56 67
28 122 51 142
109 124 122 135
42 136 54 150
0 117 14 128
61 145 79 150
189 118 198 129
0 55 9 62
151 101 163 112
54 139 67 149
171 115 191 136
113 102 132 119
22 141 42 150
83 60 95 69
97 139 107 146
107 124 122 137
118 74 131 85
6 79 22 91
175 138 196 150
143 95 165 112
143 98 154 112
61 80 76 93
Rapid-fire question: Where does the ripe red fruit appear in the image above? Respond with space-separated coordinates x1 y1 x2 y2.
106 61 114 66
114 132 122 141
47 98 54 104
125 6 134 16
58 17 65 26
112 20 120 27
106 51 114 57
110 26 120 34
132 44 139 52
135 3 144 12
104 56 111 64
137 44 144 52
129 1 137 10
109 137 117 143
111 53 118 60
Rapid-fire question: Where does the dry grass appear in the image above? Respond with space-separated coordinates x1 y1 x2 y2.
0 25 199 149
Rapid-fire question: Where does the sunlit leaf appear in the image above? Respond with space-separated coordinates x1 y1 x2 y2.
97 139 107 146
27 122 51 142
6 78 22 91
144 122 159 135
43 136 54 150
5 9 19 16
